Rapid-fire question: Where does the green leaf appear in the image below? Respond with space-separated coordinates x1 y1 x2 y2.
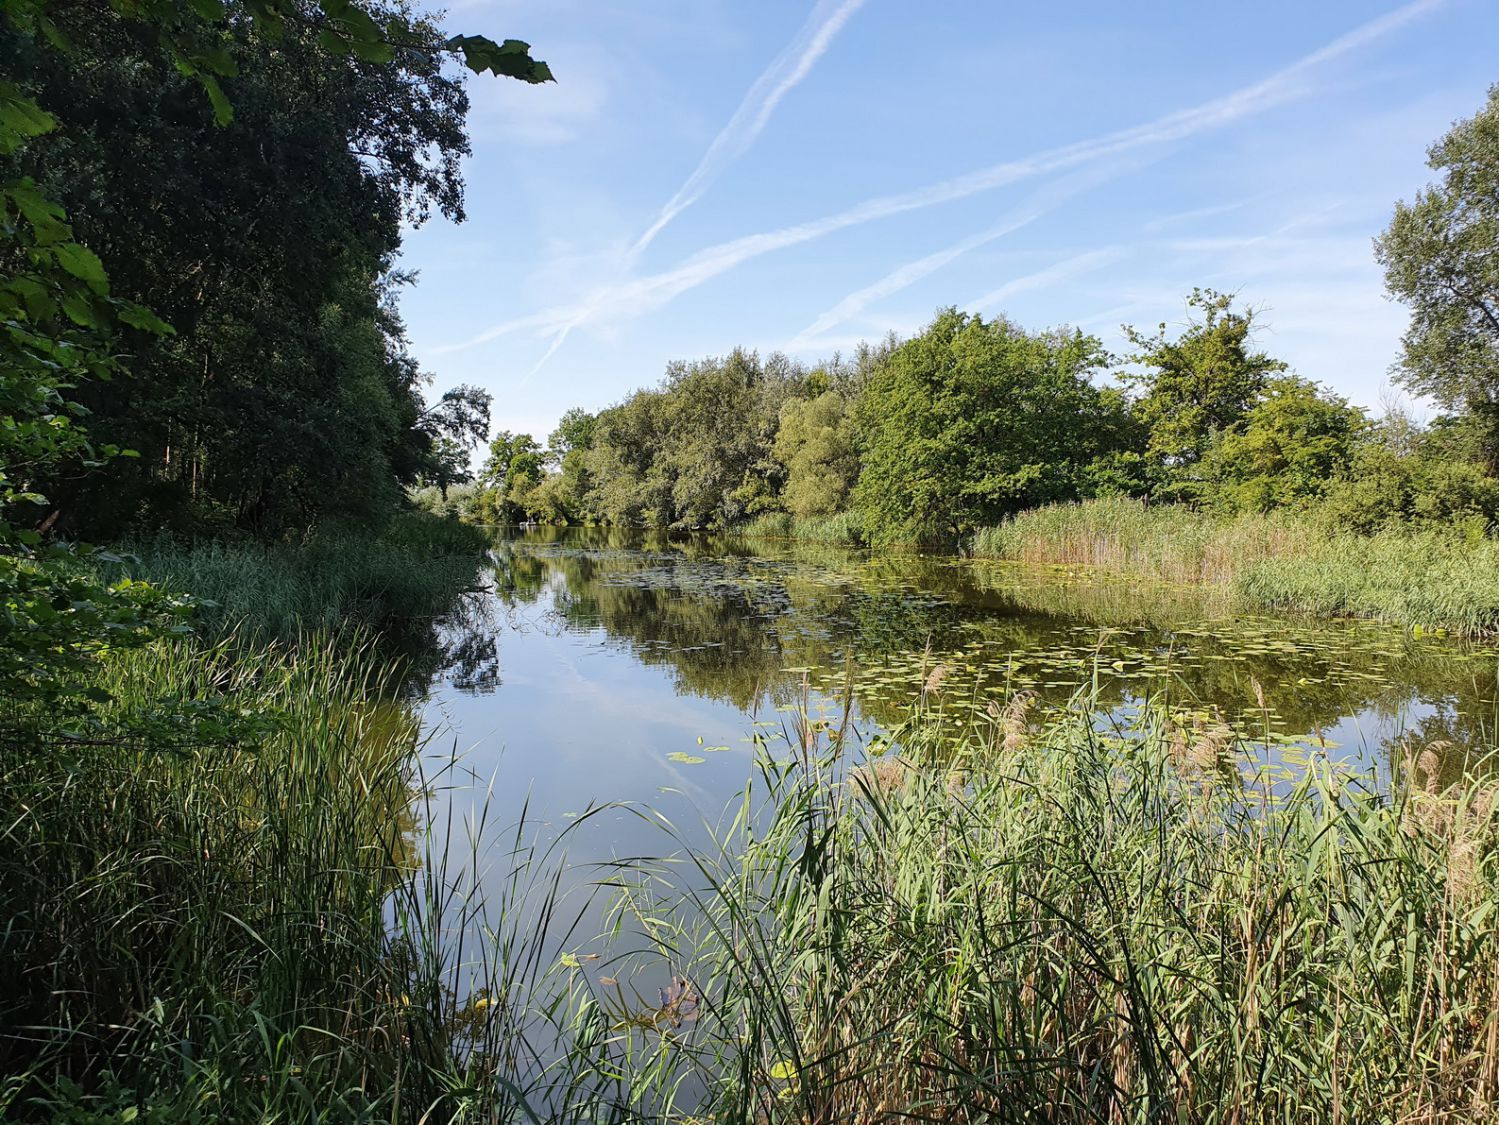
7 182 72 245
317 29 352 56
0 82 57 154
201 74 233 125
60 290 99 328
118 302 174 335
51 243 109 293
189 0 228 17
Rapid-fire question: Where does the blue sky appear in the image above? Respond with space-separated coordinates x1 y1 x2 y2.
399 0 1499 443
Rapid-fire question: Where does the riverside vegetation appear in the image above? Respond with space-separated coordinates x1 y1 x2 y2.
6 1 1499 1121
445 86 1499 636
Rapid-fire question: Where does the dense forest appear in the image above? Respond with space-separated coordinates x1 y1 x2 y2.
443 85 1499 550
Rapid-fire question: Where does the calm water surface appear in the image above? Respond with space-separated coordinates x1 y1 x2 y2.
418 527 1499 869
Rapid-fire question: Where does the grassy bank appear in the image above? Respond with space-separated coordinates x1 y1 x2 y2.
108 510 491 642
603 693 1499 1122
972 498 1499 634
0 632 612 1122
735 510 870 547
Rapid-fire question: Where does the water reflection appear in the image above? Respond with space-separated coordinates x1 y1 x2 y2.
428 527 1498 799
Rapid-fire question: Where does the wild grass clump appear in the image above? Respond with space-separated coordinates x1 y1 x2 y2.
973 497 1499 633
0 636 604 1122
0 638 423 1117
606 692 1499 1123
112 510 488 642
1236 530 1499 635
970 497 1311 583
737 510 869 546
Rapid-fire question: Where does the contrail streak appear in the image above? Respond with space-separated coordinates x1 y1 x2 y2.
437 0 1446 367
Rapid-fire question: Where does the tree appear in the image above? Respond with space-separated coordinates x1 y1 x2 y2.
852 309 1116 544
1205 376 1366 512
7 7 512 535
1122 289 1285 496
581 350 803 529
547 407 598 463
0 0 549 701
773 390 859 517
1377 85 1499 470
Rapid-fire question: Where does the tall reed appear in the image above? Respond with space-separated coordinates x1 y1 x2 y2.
970 496 1311 583
110 512 489 642
598 690 1499 1122
736 510 870 547
0 636 597 1122
973 497 1499 633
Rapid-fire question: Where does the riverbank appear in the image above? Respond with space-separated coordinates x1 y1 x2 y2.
0 513 516 1120
737 499 1499 635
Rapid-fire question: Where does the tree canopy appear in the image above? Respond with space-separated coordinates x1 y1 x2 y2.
1378 84 1499 469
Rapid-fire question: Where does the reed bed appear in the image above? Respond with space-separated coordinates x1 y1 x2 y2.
601 692 1499 1123
970 498 1499 634
1236 533 1499 636
736 510 871 547
0 636 604 1123
109 511 490 641
970 497 1311 584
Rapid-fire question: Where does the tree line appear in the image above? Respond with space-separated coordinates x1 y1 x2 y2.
451 86 1499 547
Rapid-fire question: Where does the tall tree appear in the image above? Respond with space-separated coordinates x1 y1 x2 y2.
1122 289 1285 495
773 390 859 518
7 4 513 535
1205 376 1366 513
852 309 1115 544
1377 85 1499 470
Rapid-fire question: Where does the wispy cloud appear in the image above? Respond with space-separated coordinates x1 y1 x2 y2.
501 0 868 383
785 163 1131 350
631 0 869 257
965 247 1127 317
438 0 1445 364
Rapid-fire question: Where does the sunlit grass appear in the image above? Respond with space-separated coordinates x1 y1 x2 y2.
107 510 489 642
972 497 1499 634
598 689 1499 1122
737 510 870 547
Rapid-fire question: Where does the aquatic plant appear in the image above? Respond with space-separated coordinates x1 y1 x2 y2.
596 689 1499 1122
106 511 490 642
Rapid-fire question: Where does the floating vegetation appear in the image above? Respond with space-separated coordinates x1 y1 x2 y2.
478 528 1499 787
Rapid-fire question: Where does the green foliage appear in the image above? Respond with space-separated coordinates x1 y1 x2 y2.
1234 530 1499 634
1205 375 1366 512
1122 288 1286 494
1378 84 1499 467
772 390 859 518
1318 412 1499 534
580 349 803 529
851 309 1122 545
5 5 494 536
